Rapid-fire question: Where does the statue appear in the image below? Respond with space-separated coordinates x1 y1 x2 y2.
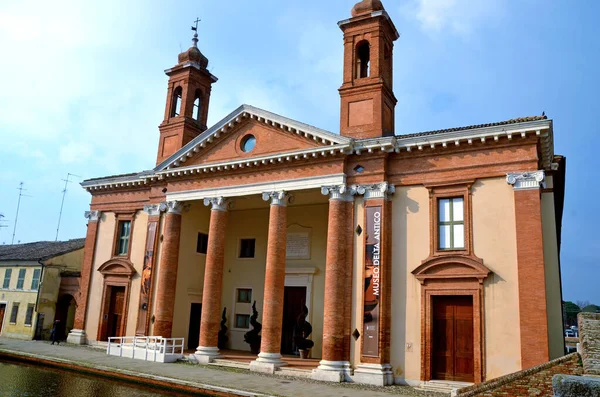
244 301 262 354
218 307 228 350
293 305 314 359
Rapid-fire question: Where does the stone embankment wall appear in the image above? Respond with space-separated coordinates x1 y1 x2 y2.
455 353 583 397
578 312 600 376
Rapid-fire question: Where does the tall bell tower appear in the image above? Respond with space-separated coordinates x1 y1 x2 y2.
339 0 399 139
156 27 218 165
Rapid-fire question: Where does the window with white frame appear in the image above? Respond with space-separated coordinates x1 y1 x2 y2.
239 239 256 258
438 197 465 250
10 303 19 323
116 220 131 256
24 304 34 326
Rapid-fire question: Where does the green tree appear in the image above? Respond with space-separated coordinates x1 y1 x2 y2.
564 301 581 326
582 304 600 313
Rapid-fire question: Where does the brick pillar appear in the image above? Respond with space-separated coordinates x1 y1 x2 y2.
250 191 290 373
353 183 395 386
507 171 549 369
153 201 183 338
195 197 230 364
314 186 354 382
67 210 102 345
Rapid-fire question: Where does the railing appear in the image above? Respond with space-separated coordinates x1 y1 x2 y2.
107 336 185 363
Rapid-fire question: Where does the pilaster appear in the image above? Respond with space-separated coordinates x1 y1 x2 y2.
507 170 550 368
67 210 102 345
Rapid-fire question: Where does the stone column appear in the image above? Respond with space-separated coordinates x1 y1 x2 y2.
507 171 550 368
152 201 183 338
353 182 395 386
67 210 102 345
250 191 291 373
314 185 354 382
195 197 231 364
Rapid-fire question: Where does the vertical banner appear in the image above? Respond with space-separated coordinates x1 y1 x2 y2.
135 221 158 336
363 205 382 357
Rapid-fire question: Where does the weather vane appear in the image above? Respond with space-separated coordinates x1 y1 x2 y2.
191 17 201 32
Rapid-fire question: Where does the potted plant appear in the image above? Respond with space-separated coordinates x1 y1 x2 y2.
244 301 262 354
293 305 314 359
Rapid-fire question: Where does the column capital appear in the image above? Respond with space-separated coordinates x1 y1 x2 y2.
84 210 101 222
353 182 395 201
262 191 293 206
506 170 545 191
143 204 161 217
203 197 232 212
160 200 188 215
321 185 355 201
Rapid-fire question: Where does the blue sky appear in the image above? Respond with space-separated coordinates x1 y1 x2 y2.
0 0 598 304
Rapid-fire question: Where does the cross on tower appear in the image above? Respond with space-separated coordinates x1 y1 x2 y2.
191 17 201 32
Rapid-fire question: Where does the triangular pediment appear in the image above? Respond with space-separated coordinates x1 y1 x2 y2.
155 104 350 171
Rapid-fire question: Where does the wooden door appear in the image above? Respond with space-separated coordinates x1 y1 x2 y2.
432 296 474 382
187 303 202 350
0 304 5 334
281 286 307 354
107 286 126 338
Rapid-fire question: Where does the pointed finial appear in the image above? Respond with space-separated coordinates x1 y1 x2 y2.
191 17 201 48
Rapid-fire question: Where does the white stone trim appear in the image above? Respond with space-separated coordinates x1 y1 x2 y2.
194 346 220 364
354 182 395 201
262 191 292 207
143 204 161 217
203 197 231 212
352 363 394 386
321 184 355 201
506 170 545 190
284 268 316 327
162 201 184 215
66 329 87 345
166 174 346 202
250 352 287 374
84 210 101 222
313 360 353 382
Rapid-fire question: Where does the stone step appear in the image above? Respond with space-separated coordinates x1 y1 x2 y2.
416 380 473 396
211 359 250 370
276 367 313 379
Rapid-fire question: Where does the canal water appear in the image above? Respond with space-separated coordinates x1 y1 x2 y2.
0 360 208 396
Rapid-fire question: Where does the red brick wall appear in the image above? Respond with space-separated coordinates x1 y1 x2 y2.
456 353 583 397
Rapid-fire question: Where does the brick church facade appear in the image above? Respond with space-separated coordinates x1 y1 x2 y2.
68 0 567 387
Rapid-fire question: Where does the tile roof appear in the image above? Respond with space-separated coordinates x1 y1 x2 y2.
0 238 85 262
398 116 548 139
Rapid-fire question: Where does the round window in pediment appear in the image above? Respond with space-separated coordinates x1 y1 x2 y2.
241 134 256 153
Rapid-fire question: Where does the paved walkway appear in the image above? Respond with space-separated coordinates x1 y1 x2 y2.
0 338 440 397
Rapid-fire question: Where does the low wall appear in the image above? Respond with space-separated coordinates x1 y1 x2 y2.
579 312 600 376
552 374 600 397
455 353 583 397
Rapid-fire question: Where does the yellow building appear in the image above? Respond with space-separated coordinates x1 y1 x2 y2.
0 239 85 340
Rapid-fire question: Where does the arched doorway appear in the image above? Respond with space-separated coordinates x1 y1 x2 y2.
54 294 76 340
96 259 136 341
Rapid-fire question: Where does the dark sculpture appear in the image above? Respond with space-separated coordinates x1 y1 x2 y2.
244 301 262 354
218 307 229 350
293 305 314 358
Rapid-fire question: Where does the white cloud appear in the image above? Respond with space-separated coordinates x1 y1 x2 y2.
405 0 504 37
59 142 93 164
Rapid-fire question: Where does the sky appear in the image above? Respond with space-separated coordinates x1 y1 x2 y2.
0 0 598 304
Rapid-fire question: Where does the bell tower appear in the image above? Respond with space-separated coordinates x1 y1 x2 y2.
339 0 399 139
156 26 218 165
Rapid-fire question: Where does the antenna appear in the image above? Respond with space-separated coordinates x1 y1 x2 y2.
0 213 7 230
55 173 81 241
12 182 32 245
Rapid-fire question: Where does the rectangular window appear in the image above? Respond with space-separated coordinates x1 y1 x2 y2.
438 197 465 250
239 239 256 259
31 269 41 290
236 288 252 303
24 304 34 326
196 232 208 254
235 314 250 329
2 269 11 289
16 269 26 290
116 221 131 256
10 303 19 323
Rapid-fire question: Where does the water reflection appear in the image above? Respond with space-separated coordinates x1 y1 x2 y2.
0 361 204 397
